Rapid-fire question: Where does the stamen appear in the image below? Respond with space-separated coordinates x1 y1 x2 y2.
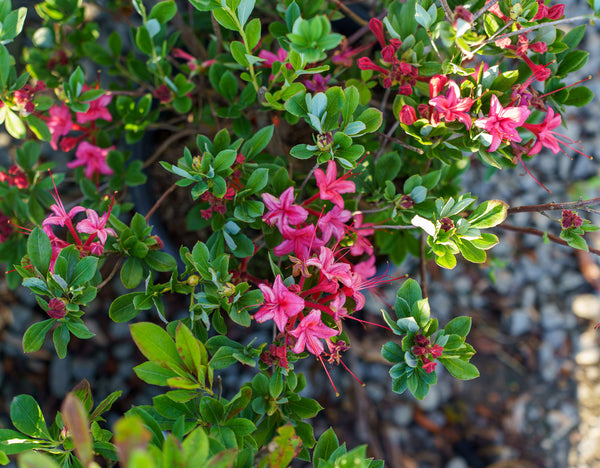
539 75 592 99
339 359 365 387
318 355 339 397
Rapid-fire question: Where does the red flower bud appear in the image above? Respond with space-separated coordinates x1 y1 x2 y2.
398 105 417 125
47 298 67 319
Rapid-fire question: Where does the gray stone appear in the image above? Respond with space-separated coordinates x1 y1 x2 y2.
49 356 72 398
445 457 469 468
391 404 414 427
510 308 533 336
416 384 441 411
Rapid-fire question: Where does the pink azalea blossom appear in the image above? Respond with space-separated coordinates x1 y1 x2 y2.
47 104 73 150
429 80 474 129
306 246 352 285
76 209 116 245
273 224 323 260
474 95 531 152
304 74 331 93
75 86 112 124
522 106 571 156
42 181 86 228
317 205 352 243
349 213 374 256
255 275 305 332
289 309 339 356
327 293 349 328
67 141 114 179
261 187 308 232
314 160 355 208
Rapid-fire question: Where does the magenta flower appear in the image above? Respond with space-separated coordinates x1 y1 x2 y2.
258 48 289 67
317 205 351 243
261 187 308 232
255 275 305 332
76 209 116 245
289 309 339 356
398 105 417 125
47 104 73 150
314 160 355 208
522 106 573 156
304 74 331 93
429 80 474 129
67 141 114 179
349 213 374 257
273 224 323 260
42 182 86 228
75 87 112 124
474 95 531 152
327 293 349 328
306 246 352 285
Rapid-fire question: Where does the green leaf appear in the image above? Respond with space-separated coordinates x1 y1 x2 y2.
468 199 508 228
438 357 479 380
0 44 11 89
10 395 50 439
355 107 382 135
53 323 70 359
213 8 238 31
241 125 274 159
25 115 51 142
109 292 143 322
5 108 26 139
444 316 471 337
237 0 255 27
145 251 177 272
22 319 54 353
183 427 209 466
121 257 145 289
133 361 179 386
313 427 339 465
567 86 594 107
66 321 95 339
230 40 249 66
26 227 51 275
71 256 98 287
17 452 61 468
130 322 187 375
397 279 422 309
148 0 177 23
457 239 487 263
557 50 589 76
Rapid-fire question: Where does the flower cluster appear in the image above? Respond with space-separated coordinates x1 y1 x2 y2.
46 87 114 180
412 334 444 374
41 175 116 272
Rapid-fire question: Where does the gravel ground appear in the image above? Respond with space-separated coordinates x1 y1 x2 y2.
2 2 600 468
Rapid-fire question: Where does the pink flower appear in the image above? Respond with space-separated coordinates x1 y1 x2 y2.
47 104 73 150
314 160 355 208
255 275 305 332
258 48 291 68
422 357 437 373
273 224 323 260
67 141 114 179
261 187 308 232
522 106 565 155
289 309 339 356
317 205 351 243
429 80 474 129
474 95 531 152
327 293 349 328
304 74 331 93
75 87 112 124
349 213 374 256
561 210 583 229
429 75 448 98
76 209 116 245
42 184 86 228
306 246 352 285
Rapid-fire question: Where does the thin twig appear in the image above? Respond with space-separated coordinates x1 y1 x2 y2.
98 259 123 290
486 15 593 44
439 0 453 22
375 120 398 163
420 232 428 299
508 197 600 215
142 128 199 169
375 131 424 154
497 223 600 256
145 182 178 222
334 0 368 27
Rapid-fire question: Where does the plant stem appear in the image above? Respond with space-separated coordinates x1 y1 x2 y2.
439 0 453 22
375 131 425 154
507 197 600 215
492 15 593 42
420 232 428 298
145 182 178 222
473 0 499 23
497 223 600 256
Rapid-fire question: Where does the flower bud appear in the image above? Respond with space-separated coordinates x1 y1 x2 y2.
398 105 417 125
47 298 67 319
187 275 200 287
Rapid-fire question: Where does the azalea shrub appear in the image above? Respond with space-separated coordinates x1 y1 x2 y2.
1 0 599 466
